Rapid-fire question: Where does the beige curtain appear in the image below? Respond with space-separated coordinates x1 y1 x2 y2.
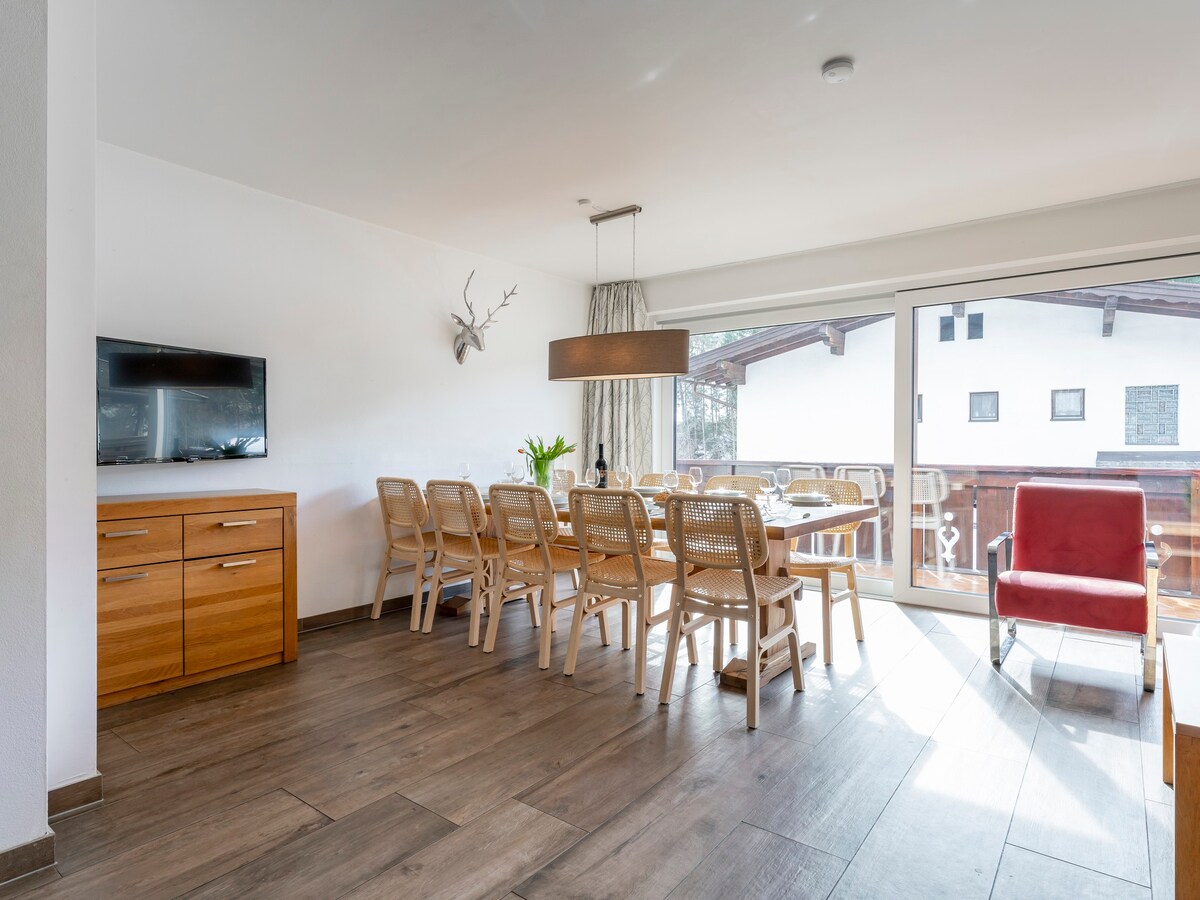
582 281 653 478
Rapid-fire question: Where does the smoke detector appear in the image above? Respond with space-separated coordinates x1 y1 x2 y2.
821 57 854 84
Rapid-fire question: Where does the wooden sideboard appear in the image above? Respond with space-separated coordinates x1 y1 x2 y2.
96 489 297 708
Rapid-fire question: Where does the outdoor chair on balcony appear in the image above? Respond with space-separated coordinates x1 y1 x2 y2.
834 465 889 566
988 482 1159 691
912 467 949 575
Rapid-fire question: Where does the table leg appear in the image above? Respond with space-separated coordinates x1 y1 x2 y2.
719 539 813 691
1180 734 1200 898
1164 662 1174 785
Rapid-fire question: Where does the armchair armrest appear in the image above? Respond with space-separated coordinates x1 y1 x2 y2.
987 532 1013 666
1145 540 1160 570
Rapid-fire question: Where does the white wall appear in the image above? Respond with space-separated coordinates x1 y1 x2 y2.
46 0 98 794
737 319 894 463
0 0 50 856
643 180 1200 321
95 144 588 618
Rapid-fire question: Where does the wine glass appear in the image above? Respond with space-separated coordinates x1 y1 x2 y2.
512 459 527 483
581 468 596 488
775 467 792 496
688 467 704 491
614 465 632 490
663 470 680 491
760 471 777 503
457 461 471 481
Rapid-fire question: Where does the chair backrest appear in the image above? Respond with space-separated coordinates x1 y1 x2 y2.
552 469 576 494
833 465 886 501
1011 482 1146 583
569 487 653 557
665 493 767 571
785 478 862 534
912 468 949 504
639 472 697 491
425 480 487 537
377 477 428 532
489 483 559 545
705 474 768 496
789 464 826 480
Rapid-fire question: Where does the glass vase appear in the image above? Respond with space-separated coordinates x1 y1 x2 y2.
530 458 552 490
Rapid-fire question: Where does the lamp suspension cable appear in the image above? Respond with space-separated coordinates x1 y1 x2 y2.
632 211 636 283
594 222 599 287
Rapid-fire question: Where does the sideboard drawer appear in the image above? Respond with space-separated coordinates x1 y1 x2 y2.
97 516 182 570
184 550 283 675
97 561 183 695
184 507 283 559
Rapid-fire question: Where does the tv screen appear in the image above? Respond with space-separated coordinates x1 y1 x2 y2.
97 338 267 465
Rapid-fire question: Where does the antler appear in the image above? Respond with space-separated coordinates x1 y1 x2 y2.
478 284 518 331
461 270 477 325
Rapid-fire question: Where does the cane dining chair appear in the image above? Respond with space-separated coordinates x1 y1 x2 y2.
374 478 435 631
565 487 699 694
638 472 698 491
424 480 531 647
785 477 865 665
833 465 889 565
659 493 805 728
788 464 827 480
704 474 770 496
486 484 604 669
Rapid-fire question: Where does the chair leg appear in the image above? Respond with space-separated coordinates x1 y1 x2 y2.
597 607 611 646
747 625 761 729
526 593 541 628
658 592 686 704
372 553 391 621
409 570 426 632
847 565 864 642
684 612 699 666
729 619 738 646
820 571 834 666
712 618 724 673
547 590 557 632
621 599 632 650
467 577 484 648
422 568 442 634
634 612 650 696
563 592 589 677
538 581 556 670
483 583 506 653
1143 634 1158 692
787 593 805 692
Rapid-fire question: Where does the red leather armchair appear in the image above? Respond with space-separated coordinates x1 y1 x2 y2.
988 482 1159 691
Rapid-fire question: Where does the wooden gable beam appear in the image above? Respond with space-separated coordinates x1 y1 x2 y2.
821 324 845 356
1103 295 1118 337
952 302 966 318
717 360 746 385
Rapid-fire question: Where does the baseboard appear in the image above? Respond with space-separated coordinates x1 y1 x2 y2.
298 585 469 633
48 773 103 821
0 833 54 886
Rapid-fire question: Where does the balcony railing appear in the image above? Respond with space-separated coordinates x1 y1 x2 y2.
677 457 1200 622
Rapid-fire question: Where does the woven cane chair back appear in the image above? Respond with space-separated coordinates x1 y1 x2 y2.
377 477 428 531
489 484 559 545
785 478 862 535
705 474 769 496
639 472 698 491
551 469 576 494
665 493 768 571
569 488 653 557
425 480 487 537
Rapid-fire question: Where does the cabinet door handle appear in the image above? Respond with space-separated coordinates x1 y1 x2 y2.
102 529 149 538
220 559 257 568
103 572 149 583
220 520 257 527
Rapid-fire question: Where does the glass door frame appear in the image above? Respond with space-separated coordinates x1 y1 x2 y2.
893 251 1200 616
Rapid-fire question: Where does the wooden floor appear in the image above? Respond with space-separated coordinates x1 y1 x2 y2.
5 592 1178 899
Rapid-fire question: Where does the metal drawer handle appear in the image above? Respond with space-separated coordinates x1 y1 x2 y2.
220 559 257 568
103 529 149 538
220 520 257 527
104 572 149 583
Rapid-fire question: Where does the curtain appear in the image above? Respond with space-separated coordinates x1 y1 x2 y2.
582 281 653 478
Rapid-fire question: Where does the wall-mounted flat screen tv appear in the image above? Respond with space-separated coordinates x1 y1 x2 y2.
97 337 267 465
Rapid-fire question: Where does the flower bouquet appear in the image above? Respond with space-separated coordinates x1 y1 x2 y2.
520 435 577 490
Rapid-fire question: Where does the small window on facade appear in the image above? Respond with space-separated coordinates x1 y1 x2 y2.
916 394 923 423
1051 388 1085 421
939 316 955 342
969 391 999 422
1125 385 1178 445
967 312 984 340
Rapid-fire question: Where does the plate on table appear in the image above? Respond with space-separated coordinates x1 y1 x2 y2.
633 485 660 497
705 488 746 497
785 492 832 507
551 494 569 508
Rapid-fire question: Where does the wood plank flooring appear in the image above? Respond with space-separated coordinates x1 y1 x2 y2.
4 592 1179 898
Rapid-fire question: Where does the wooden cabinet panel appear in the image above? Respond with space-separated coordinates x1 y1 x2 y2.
184 507 283 560
97 516 182 570
97 562 183 695
184 550 283 675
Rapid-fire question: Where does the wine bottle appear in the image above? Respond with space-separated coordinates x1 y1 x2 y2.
595 442 608 488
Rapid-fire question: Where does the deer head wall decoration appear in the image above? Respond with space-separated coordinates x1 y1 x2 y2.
451 270 517 364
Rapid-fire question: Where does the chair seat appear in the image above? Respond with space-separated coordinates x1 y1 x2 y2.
506 544 602 575
553 527 579 548
587 554 682 588
686 569 802 605
789 551 855 569
438 535 511 563
996 570 1148 634
389 533 428 555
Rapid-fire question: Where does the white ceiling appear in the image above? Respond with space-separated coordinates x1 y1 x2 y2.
98 0 1200 283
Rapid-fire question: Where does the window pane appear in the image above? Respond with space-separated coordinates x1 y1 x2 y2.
967 312 984 340
939 316 955 342
913 275 1200 624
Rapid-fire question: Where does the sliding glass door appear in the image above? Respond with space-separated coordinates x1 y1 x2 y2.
897 260 1200 625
